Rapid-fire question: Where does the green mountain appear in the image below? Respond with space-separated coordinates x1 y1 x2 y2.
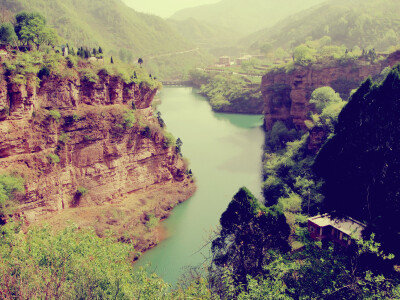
170 0 324 37
168 17 239 49
0 0 213 79
242 0 400 52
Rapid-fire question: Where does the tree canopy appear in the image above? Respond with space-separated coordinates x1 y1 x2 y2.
0 22 18 46
209 187 290 293
310 86 343 113
14 11 59 50
314 65 400 258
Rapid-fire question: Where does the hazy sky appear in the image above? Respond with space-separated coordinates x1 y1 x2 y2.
122 0 220 18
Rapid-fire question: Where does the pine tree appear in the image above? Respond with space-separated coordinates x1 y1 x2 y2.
209 187 290 292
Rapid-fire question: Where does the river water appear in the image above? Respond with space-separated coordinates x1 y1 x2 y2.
135 87 265 285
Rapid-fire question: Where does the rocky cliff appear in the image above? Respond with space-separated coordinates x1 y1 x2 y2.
0 64 195 252
262 51 400 130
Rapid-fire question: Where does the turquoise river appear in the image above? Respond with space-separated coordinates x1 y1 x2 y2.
136 87 265 285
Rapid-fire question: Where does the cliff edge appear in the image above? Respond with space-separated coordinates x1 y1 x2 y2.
262 51 400 130
0 54 196 253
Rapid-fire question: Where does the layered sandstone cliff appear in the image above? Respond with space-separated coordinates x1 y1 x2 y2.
262 51 400 130
0 67 195 236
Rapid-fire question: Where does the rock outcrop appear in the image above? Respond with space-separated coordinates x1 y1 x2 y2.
0 70 194 224
262 51 400 130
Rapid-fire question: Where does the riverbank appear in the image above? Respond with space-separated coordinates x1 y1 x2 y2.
38 178 196 258
188 70 264 114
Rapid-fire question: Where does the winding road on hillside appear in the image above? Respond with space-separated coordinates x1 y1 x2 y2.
145 48 200 59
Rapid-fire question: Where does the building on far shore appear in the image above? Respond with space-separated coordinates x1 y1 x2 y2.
308 214 366 247
219 56 231 66
236 55 252 65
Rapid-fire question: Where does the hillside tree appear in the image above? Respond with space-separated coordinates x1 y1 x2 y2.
0 22 18 46
15 12 58 50
209 187 290 294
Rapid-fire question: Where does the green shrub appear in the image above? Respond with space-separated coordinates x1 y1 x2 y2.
0 174 25 213
48 110 61 122
145 213 159 230
163 131 176 148
58 133 69 144
37 66 50 79
0 223 171 299
123 111 136 129
11 74 26 86
76 186 88 197
141 126 151 138
66 55 78 68
80 68 99 83
47 153 60 164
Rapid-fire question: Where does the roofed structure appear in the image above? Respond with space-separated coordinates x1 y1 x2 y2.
308 214 366 247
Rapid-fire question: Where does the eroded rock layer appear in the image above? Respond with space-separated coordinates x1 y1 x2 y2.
0 72 194 223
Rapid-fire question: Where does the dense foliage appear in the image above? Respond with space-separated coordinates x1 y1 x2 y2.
314 65 400 259
209 188 290 296
220 231 400 299
0 221 217 299
189 70 263 114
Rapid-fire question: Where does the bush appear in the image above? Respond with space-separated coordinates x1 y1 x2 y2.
48 110 61 122
265 121 302 152
58 133 69 144
11 74 26 86
141 126 151 138
0 223 171 299
76 186 88 197
145 213 159 230
47 153 60 164
163 131 176 148
66 55 78 68
123 111 136 129
309 86 342 113
0 174 25 215
80 68 99 83
37 66 50 79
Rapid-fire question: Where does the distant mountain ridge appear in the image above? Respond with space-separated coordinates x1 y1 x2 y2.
0 0 190 56
167 17 240 48
241 0 400 51
170 0 324 36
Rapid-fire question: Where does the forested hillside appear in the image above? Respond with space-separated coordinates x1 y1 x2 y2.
168 18 239 49
0 0 212 79
243 0 400 53
170 0 323 37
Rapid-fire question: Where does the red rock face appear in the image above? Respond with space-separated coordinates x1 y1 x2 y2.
262 51 400 131
0 73 190 222
307 126 328 155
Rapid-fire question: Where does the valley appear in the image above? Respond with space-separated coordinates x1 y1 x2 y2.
1 0 400 298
